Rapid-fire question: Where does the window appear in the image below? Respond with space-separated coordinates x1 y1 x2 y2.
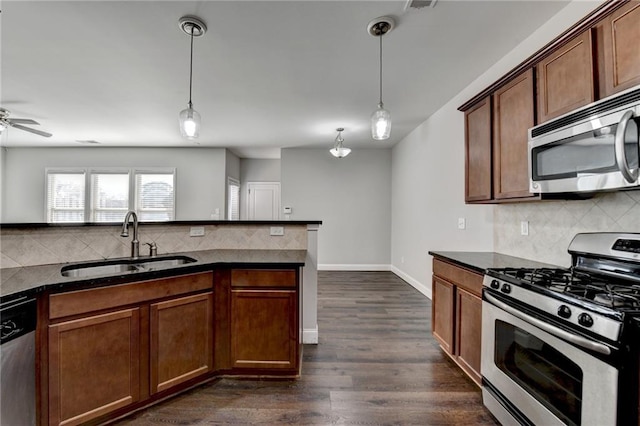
46 172 86 222
227 178 240 220
91 172 129 222
46 168 175 223
135 172 175 221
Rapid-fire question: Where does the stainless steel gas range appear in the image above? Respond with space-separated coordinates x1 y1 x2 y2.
481 232 640 426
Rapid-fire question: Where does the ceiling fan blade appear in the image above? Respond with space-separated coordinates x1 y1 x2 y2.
11 123 53 138
9 118 40 125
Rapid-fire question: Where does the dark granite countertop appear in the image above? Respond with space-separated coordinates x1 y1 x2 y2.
428 251 559 274
0 249 307 303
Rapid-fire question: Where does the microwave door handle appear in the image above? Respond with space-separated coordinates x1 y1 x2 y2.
484 292 611 355
614 110 639 183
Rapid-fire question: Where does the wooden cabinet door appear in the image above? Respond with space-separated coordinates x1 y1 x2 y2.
465 96 492 202
48 309 140 426
150 292 213 394
230 289 298 370
493 69 536 200
432 277 455 354
537 30 594 123
601 1 640 97
456 288 482 386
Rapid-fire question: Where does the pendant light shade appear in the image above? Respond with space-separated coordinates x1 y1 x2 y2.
371 103 391 141
179 104 201 139
330 128 351 158
368 17 394 141
178 16 206 141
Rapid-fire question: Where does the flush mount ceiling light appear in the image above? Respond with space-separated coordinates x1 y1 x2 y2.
178 16 207 140
368 16 395 141
330 127 351 158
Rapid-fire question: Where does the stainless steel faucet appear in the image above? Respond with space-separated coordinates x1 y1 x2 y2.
120 211 140 258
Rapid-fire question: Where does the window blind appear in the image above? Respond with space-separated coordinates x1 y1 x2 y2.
91 173 129 222
46 172 86 222
228 178 240 220
135 173 175 221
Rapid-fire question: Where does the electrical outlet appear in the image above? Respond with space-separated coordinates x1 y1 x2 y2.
190 226 205 237
520 221 529 236
270 226 284 236
401 256 405 264
457 217 466 230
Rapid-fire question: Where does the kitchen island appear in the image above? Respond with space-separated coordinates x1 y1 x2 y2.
3 249 306 426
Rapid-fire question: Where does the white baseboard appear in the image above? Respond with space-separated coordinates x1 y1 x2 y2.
302 327 318 344
391 266 432 299
318 264 391 271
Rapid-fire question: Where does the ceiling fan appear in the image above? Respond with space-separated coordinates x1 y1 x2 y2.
0 108 52 137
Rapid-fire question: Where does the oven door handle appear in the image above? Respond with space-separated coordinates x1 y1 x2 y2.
485 292 611 356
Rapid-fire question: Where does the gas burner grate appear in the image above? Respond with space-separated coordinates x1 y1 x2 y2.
491 267 640 309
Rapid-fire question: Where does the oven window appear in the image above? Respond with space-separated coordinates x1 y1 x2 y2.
495 320 583 426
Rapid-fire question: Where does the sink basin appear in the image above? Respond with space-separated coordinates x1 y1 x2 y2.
61 256 197 278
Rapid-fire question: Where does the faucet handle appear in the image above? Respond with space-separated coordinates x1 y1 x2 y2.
145 242 157 257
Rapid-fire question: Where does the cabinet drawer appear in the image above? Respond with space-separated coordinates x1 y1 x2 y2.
231 269 296 288
433 259 483 297
50 272 213 320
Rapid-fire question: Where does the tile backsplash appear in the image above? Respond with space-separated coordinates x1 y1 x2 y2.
0 224 308 269
494 190 640 267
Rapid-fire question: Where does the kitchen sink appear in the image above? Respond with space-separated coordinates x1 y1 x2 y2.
61 255 197 278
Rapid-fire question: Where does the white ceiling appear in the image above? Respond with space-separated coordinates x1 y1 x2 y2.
1 0 570 158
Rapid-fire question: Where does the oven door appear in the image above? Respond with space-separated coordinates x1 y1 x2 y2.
481 290 619 426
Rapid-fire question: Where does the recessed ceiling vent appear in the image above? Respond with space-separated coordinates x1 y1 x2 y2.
404 0 438 11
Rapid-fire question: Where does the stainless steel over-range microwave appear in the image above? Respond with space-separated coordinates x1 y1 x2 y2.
528 84 640 194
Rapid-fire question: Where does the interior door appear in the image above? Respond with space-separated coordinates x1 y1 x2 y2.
247 182 280 220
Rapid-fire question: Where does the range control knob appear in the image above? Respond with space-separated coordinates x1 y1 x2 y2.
490 280 500 289
578 313 594 328
557 305 572 319
501 283 511 294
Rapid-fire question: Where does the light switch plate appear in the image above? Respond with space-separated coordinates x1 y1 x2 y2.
270 226 284 236
520 221 529 236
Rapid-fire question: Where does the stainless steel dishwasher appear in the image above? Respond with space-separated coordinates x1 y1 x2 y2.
1 296 37 426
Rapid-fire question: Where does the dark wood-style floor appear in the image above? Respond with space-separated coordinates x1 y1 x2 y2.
115 271 499 425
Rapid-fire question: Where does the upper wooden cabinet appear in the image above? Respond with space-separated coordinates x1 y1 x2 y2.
600 1 640 97
493 69 536 200
537 30 595 122
460 1 640 204
464 97 492 202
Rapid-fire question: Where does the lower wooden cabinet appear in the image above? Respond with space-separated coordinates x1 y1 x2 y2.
48 308 141 426
456 287 482 383
431 259 483 386
231 290 298 370
150 292 213 394
41 272 214 426
432 277 454 354
39 267 301 425
229 269 300 373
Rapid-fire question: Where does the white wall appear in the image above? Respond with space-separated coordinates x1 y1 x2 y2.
0 147 6 221
2 147 227 222
239 158 281 220
390 0 605 297
224 149 241 219
281 148 391 269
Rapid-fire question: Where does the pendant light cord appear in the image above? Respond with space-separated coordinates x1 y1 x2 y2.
379 33 383 106
188 26 194 108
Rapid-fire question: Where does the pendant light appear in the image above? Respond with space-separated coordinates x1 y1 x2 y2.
368 17 395 141
178 16 207 140
330 128 351 158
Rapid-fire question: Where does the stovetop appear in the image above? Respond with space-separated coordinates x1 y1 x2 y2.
483 233 640 343
487 267 640 311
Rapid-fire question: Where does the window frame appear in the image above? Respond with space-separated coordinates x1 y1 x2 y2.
45 167 176 223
